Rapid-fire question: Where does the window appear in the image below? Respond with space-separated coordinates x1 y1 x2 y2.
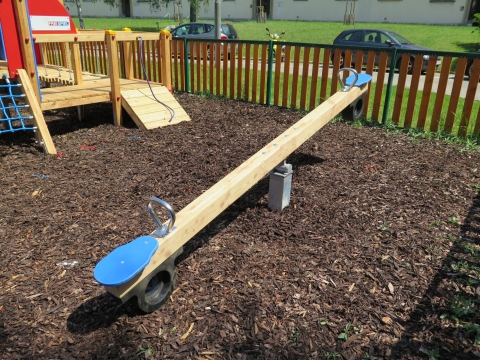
342 31 362 42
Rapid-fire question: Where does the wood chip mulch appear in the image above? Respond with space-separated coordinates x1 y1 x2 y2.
1 93 480 359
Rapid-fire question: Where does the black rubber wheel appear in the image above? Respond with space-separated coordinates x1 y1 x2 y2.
136 267 177 313
342 93 365 121
396 56 414 74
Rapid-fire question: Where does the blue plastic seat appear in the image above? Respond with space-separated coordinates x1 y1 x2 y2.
94 235 159 286
346 73 372 87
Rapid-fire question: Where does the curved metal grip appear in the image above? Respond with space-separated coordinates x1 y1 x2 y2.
148 197 176 234
337 67 358 92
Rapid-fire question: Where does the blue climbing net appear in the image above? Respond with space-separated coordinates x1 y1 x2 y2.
0 75 35 134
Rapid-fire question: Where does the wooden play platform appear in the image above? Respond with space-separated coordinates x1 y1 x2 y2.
40 76 190 130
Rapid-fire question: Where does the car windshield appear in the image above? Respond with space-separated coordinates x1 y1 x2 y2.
388 32 413 45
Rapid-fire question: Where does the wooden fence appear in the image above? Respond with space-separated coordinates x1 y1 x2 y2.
36 34 480 137
170 39 480 137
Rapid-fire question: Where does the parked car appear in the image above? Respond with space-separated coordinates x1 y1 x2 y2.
332 28 441 74
466 52 480 80
170 22 239 59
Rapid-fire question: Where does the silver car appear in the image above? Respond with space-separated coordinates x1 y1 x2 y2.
170 22 238 59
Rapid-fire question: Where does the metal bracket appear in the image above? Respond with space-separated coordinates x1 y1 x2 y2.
148 197 176 237
338 67 358 92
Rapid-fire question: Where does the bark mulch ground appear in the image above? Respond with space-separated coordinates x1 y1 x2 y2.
2 93 480 359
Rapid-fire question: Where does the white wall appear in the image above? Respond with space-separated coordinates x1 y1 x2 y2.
65 0 471 25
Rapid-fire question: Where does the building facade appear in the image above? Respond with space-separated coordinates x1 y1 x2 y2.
65 0 473 25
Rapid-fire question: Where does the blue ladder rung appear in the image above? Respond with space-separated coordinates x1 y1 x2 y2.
94 235 159 286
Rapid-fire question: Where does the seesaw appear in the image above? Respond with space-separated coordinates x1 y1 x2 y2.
94 69 372 312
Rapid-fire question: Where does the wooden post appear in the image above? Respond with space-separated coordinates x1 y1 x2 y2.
17 69 56 154
122 28 134 79
12 0 40 100
70 42 83 85
160 30 173 92
105 30 122 126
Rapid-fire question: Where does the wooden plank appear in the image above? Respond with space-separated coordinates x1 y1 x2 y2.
105 31 122 126
459 58 480 137
431 56 452 132
282 45 292 107
223 42 228 97
354 50 364 73
444 57 468 134
173 40 180 91
196 41 201 93
309 47 321 111
189 41 195 92
13 0 40 100
417 56 438 130
273 43 282 106
245 44 251 102
252 44 259 102
300 47 311 110
230 43 236 99
320 47 331 102
236 44 243 100
209 42 214 94
362 51 375 116
260 43 268 104
179 40 185 91
105 84 368 301
392 54 410 124
331 49 342 95
372 52 388 122
291 46 301 108
203 42 208 92
40 94 111 110
404 54 424 128
17 69 56 154
215 43 221 96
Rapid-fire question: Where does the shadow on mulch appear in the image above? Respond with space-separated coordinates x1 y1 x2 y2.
389 191 480 359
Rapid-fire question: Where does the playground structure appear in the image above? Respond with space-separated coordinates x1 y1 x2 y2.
94 70 372 312
0 0 190 154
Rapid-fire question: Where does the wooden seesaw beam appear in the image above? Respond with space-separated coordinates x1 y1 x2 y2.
103 82 368 303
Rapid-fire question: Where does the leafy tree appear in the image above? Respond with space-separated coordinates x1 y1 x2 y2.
66 0 209 29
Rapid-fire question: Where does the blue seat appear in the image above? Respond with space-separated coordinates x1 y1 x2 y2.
346 73 372 87
94 235 159 286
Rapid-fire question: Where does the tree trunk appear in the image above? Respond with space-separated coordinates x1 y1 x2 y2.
190 0 197 22
75 0 85 29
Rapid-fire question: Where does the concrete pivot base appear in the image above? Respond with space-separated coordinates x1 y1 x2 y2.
268 161 293 212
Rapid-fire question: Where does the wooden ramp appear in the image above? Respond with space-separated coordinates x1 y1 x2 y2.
121 86 190 130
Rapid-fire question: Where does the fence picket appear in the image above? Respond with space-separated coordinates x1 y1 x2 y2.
404 54 424 128
273 44 282 106
237 44 243 100
320 48 331 102
223 42 229 97
459 58 480 136
282 45 292 107
363 51 376 116
309 47 321 111
445 57 467 134
300 47 311 110
291 46 301 108
230 43 236 99
392 54 410 124
331 49 342 95
417 56 438 130
260 43 268 104
252 44 259 102
245 44 251 102
203 42 208 93
372 52 388 122
430 56 452 132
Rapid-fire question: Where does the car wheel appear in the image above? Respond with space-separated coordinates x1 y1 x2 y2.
396 56 414 74
466 61 473 80
331 53 345 68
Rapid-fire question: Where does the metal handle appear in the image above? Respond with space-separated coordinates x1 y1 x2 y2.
337 67 358 92
148 197 176 235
